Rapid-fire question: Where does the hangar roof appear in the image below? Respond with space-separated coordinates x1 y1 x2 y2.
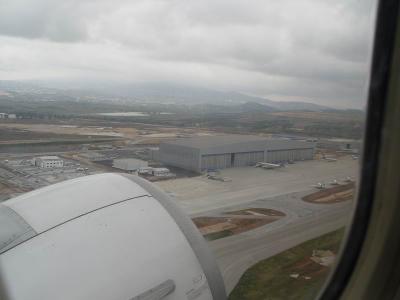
161 135 315 154
163 135 267 148
36 156 62 160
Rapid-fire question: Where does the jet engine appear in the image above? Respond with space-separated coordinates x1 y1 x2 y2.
0 173 226 300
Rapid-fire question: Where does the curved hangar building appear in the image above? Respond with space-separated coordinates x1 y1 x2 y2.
159 135 316 172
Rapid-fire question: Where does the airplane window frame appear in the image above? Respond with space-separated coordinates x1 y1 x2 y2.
0 1 397 299
319 0 400 299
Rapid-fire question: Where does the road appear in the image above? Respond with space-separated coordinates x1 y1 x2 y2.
208 196 352 293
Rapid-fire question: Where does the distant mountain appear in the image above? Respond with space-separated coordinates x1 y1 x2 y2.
189 101 276 114
239 101 276 112
0 80 333 111
266 101 332 111
93 82 333 111
102 82 264 105
0 80 57 94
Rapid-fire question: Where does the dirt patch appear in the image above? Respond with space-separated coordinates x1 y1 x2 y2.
192 216 228 228
230 218 276 234
198 221 237 235
0 127 82 142
289 257 330 279
225 208 286 217
114 127 138 139
0 123 125 138
303 182 355 204
192 213 283 241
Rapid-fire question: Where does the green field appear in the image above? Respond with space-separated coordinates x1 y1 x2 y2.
229 228 345 300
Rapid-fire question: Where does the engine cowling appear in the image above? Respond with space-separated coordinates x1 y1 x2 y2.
0 173 226 300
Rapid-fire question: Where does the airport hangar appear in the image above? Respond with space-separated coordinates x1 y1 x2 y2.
158 135 316 172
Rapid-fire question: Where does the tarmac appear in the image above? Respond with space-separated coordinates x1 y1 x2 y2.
156 157 358 215
156 157 358 293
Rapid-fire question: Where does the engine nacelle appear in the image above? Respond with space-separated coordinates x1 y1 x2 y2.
0 173 226 300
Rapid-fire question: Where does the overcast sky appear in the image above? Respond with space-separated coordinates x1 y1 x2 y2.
0 0 377 108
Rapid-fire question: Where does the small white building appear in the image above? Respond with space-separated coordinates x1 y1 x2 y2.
0 113 16 119
34 156 64 168
151 168 171 177
138 167 154 175
113 158 148 172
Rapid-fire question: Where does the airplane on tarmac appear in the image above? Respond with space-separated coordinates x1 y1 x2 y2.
311 182 327 189
324 157 338 162
255 162 282 169
344 176 354 183
330 179 340 185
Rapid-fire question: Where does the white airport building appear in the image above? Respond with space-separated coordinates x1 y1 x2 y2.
34 156 64 168
0 113 16 119
151 168 171 177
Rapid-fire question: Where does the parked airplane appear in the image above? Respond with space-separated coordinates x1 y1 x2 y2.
207 174 232 182
324 157 338 162
330 179 340 185
255 162 282 169
312 182 326 189
344 176 354 182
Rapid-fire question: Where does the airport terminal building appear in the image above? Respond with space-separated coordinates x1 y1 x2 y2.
34 156 64 168
158 135 315 172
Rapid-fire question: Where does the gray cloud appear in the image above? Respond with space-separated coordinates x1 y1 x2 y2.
0 0 377 108
0 0 95 42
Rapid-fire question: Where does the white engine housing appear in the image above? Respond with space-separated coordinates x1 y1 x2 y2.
0 173 226 300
